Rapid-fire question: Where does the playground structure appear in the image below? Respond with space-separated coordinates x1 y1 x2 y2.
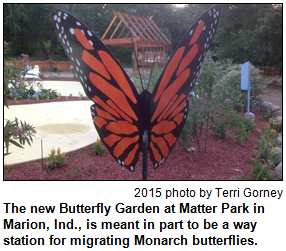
101 11 172 72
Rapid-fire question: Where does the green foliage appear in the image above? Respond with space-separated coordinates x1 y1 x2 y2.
4 48 37 156
41 89 60 99
245 157 276 180
78 92 86 100
47 147 67 169
260 106 272 120
220 63 266 111
215 4 282 67
4 117 36 156
93 139 105 155
255 127 279 166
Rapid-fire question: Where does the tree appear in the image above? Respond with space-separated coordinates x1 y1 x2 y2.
4 4 64 60
214 4 282 67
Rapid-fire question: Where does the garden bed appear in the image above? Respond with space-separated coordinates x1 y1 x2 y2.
6 96 87 106
4 108 272 181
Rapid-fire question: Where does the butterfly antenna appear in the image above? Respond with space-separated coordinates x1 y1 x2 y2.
147 22 164 91
127 21 144 91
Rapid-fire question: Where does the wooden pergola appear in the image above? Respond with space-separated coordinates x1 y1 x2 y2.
101 11 172 72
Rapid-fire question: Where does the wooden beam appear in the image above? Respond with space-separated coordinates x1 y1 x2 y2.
131 15 154 42
138 17 158 42
117 12 140 41
110 20 122 39
102 37 132 46
117 25 126 38
125 14 147 42
101 16 117 40
133 42 138 72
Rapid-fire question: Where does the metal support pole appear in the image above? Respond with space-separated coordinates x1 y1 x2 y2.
247 81 251 115
142 130 148 180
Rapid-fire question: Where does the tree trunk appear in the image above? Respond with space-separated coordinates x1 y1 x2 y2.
39 41 49 61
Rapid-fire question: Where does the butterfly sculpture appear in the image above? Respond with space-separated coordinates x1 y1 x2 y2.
52 5 220 172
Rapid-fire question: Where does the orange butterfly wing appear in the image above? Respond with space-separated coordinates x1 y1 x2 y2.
52 10 141 171
148 5 221 168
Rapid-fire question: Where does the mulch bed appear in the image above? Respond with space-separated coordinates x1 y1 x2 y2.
41 77 79 81
6 96 88 106
4 94 270 180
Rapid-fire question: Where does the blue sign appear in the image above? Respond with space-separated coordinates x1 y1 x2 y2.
241 61 249 90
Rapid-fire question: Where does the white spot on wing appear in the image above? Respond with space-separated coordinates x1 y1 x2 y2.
76 21 81 26
69 28 75 35
87 30 92 36
57 17 61 23
56 23 59 30
53 15 57 21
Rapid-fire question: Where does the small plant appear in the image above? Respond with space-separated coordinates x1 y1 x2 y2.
245 157 276 180
46 147 67 169
232 127 248 145
261 106 272 120
41 89 59 99
255 127 278 162
69 93 73 97
211 119 227 139
93 139 105 155
78 91 85 100
4 117 36 156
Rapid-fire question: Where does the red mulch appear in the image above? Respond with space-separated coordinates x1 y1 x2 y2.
7 96 88 106
4 79 271 180
41 77 79 81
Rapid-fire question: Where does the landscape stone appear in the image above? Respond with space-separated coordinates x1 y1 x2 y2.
272 109 282 117
275 162 282 180
270 105 281 113
244 112 255 123
262 101 273 109
277 133 282 146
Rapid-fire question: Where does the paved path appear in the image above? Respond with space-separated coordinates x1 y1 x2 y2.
4 100 98 165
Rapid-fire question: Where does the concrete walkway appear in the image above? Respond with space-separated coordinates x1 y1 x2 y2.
4 69 133 166
4 80 99 165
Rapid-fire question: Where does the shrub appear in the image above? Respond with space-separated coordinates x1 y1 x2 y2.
220 63 266 111
47 147 67 169
93 139 105 155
